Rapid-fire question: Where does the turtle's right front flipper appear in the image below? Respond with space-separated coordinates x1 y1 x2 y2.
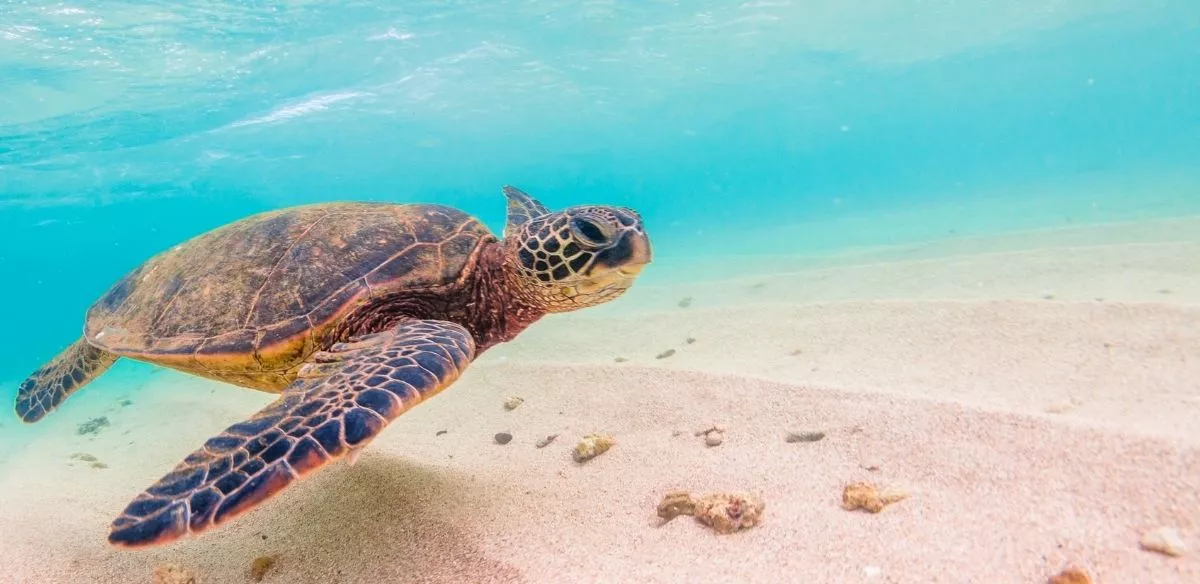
15 338 118 423
106 319 477 548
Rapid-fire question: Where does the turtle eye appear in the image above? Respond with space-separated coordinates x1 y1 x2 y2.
569 217 609 247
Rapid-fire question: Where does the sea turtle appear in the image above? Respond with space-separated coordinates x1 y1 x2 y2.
15 186 651 548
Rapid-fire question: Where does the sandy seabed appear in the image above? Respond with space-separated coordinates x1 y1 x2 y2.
1 216 1197 584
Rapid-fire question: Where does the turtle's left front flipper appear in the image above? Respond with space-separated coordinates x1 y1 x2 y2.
16 338 118 423
107 319 477 548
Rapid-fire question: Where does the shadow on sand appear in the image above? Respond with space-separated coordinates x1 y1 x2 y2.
122 453 522 584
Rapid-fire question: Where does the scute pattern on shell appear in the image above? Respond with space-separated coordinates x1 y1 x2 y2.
83 203 491 372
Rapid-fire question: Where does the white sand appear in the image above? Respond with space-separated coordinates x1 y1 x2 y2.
1 216 1198 583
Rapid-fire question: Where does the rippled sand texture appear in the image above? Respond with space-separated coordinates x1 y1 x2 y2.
1 216 1197 583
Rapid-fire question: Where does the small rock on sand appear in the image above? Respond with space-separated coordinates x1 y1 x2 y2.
152 563 200 584
704 432 724 447
656 490 697 521
535 434 558 448
503 396 524 411
1047 566 1094 584
494 432 513 445
656 490 765 534
1140 526 1187 557
573 433 614 462
842 482 908 513
786 431 825 443
693 492 765 534
655 349 676 359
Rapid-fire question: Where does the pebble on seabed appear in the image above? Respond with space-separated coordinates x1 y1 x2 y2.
841 482 908 513
573 433 614 462
1140 526 1187 557
1047 565 1094 584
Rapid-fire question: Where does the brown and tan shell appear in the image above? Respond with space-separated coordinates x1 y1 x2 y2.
83 202 492 390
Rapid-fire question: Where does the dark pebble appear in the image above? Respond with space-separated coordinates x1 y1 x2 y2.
786 431 826 443
494 432 513 445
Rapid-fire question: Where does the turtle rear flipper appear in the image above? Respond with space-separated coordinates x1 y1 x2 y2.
16 338 118 423
106 319 477 548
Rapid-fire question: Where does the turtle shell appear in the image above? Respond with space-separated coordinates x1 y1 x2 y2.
84 202 493 390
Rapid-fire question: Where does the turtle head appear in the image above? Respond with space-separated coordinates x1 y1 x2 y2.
501 185 652 312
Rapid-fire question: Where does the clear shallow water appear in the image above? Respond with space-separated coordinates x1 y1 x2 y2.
1 1 1199 395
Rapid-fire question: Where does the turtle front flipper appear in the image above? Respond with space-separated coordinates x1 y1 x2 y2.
106 319 477 548
502 185 550 237
16 338 118 423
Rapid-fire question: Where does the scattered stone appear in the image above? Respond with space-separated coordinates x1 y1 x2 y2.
750 282 766 290
70 452 98 462
1157 288 1173 295
786 431 826 443
1140 526 1187 557
677 296 693 308
119 399 133 407
249 554 279 582
436 430 448 436
789 349 803 356
614 357 628 363
655 349 676 359
1048 566 1094 584
152 563 200 584
671 429 686 437
494 432 513 445
693 492 765 534
91 461 108 469
77 416 109 436
841 481 909 513
860 462 881 472
535 434 558 449
1041 289 1056 300
685 337 696 344
503 396 524 411
573 433 615 463
656 490 697 521
692 424 726 447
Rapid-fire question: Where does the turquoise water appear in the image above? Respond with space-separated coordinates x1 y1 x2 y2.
2 2 1199 399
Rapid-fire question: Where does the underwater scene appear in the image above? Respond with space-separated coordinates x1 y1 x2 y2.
2 1 1199 583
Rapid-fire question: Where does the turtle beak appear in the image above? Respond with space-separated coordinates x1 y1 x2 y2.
595 229 652 276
